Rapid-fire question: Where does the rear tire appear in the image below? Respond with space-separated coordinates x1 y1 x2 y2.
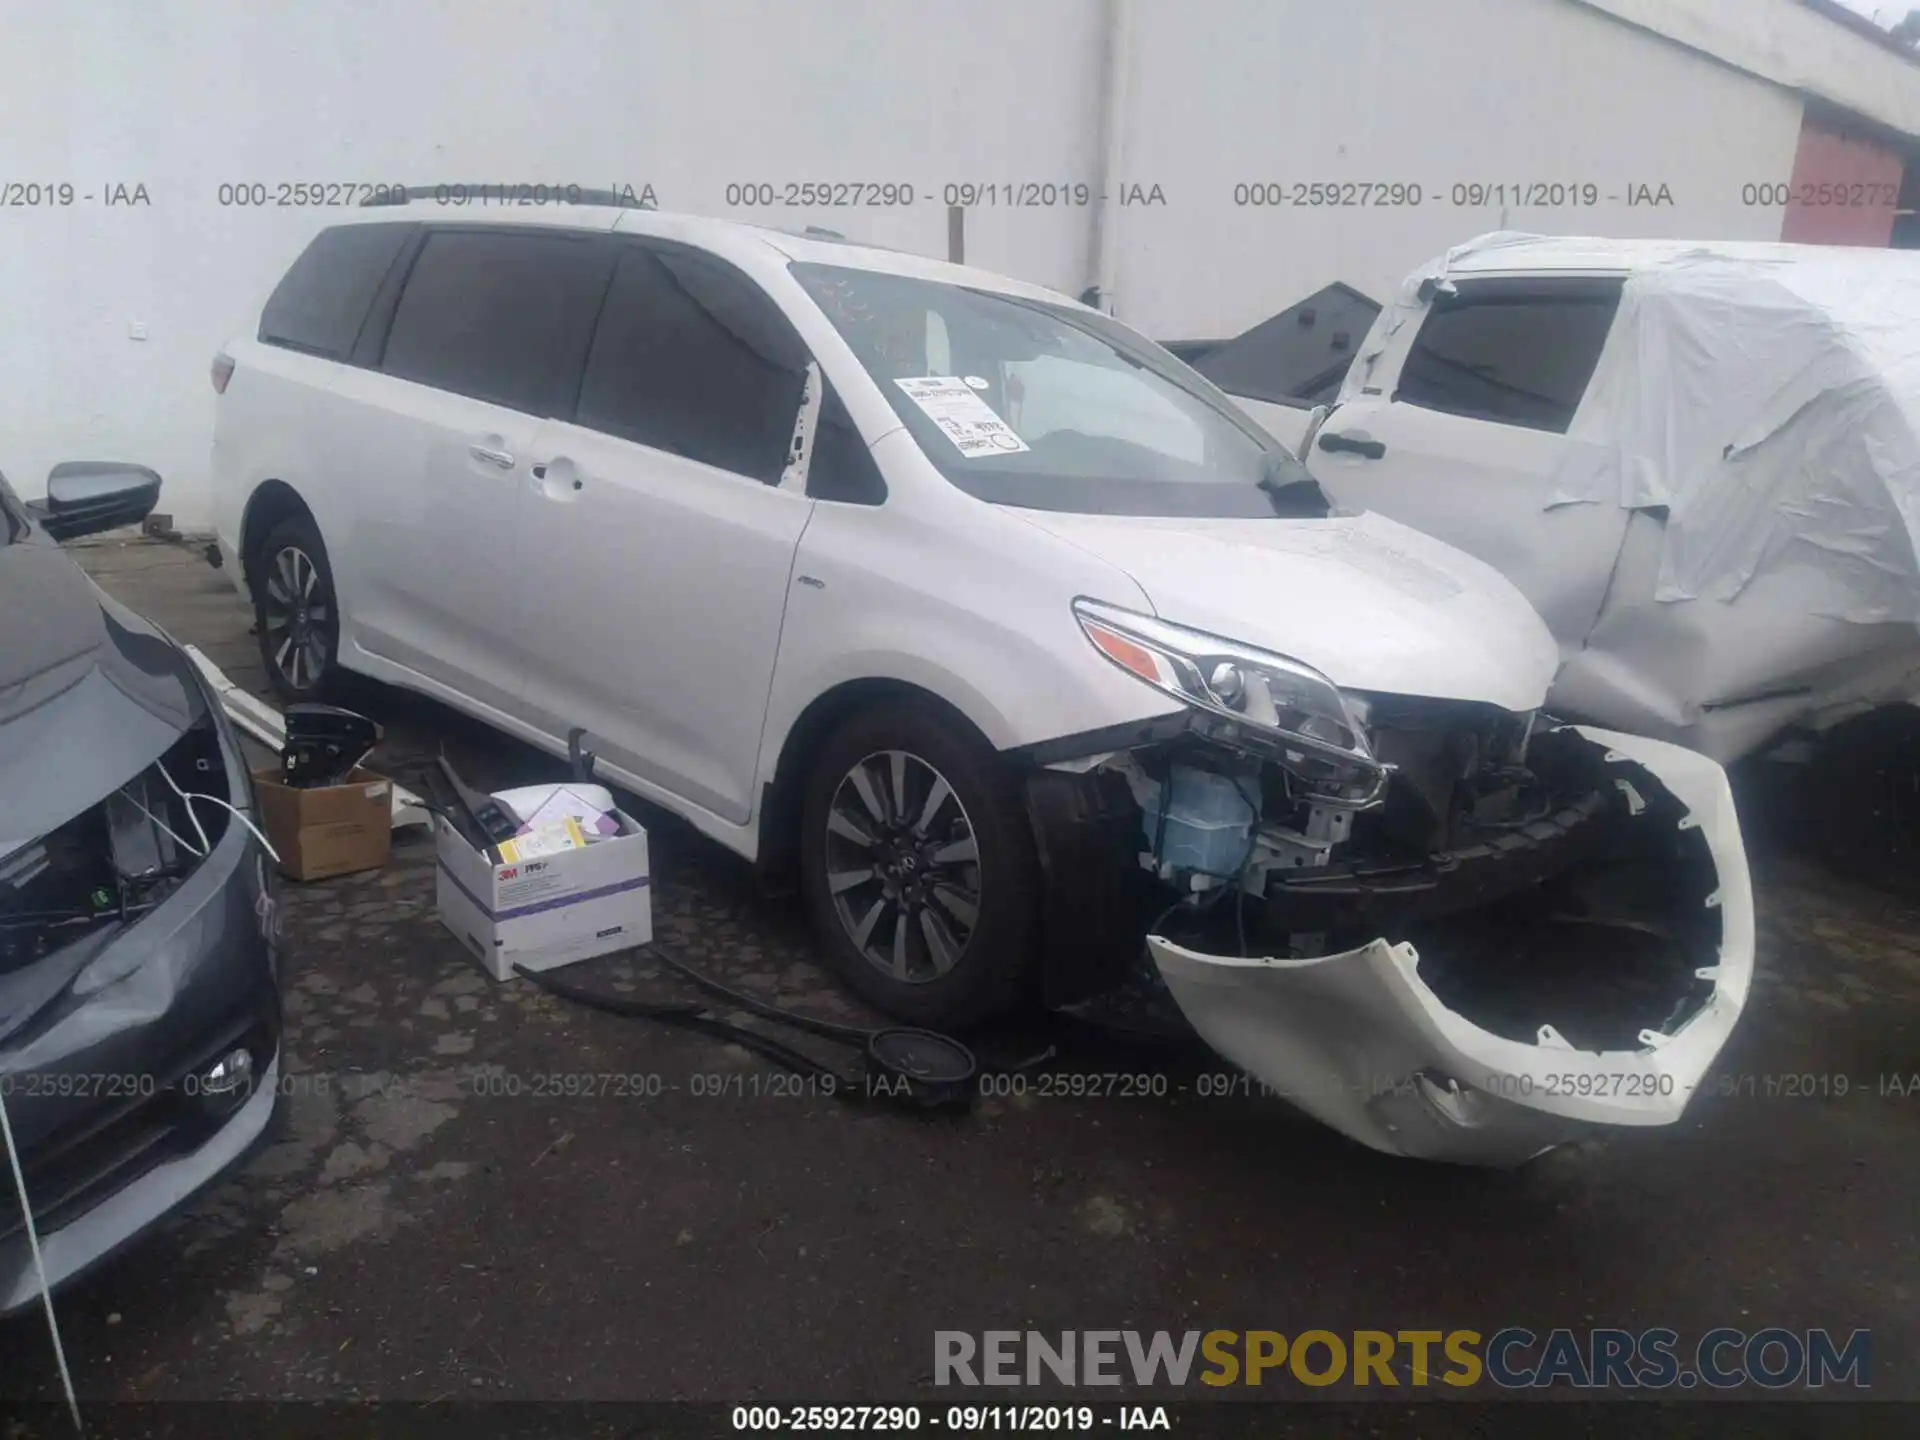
250 513 344 704
799 700 1040 1028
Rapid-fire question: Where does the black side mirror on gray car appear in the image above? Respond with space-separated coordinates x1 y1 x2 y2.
25 462 163 542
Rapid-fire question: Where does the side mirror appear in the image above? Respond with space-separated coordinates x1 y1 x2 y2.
25 462 162 543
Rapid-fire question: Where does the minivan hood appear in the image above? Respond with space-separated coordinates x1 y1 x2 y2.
1011 508 1559 712
0 536 204 855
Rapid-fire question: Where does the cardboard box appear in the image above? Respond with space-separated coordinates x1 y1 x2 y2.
252 766 393 881
434 809 651 982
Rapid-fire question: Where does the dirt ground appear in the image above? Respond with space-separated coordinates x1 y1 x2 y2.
2 536 1916 1433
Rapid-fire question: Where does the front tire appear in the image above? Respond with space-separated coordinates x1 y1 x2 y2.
251 513 343 704
799 701 1040 1028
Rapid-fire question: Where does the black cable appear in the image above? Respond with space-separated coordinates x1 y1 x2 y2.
384 755 502 857
396 760 902 1060
452 780 1004 1101
515 942 1053 1098
0 911 97 928
1146 896 1188 936
645 938 872 1042
514 963 856 1088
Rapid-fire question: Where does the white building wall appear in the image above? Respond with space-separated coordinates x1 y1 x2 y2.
0 0 1106 528
1575 0 1920 140
0 0 1870 526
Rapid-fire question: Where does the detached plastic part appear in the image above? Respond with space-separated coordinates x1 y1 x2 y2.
181 645 430 829
867 1027 977 1109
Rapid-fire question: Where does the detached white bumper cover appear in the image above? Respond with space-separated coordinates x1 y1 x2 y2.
1147 727 1754 1167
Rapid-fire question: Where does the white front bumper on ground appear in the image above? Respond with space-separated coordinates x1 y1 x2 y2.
1146 727 1755 1167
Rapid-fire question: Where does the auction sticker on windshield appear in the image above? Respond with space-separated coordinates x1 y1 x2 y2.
895 376 1031 458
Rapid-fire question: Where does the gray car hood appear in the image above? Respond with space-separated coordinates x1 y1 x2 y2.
0 535 205 856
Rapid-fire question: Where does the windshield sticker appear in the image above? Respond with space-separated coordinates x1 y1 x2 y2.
963 375 990 390
894 376 1031 459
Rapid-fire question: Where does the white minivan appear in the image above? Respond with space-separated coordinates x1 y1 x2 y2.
210 198 1752 1164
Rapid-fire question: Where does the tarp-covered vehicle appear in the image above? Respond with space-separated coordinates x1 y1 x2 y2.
1211 235 1920 881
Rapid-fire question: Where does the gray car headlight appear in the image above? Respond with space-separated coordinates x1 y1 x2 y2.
1073 598 1388 807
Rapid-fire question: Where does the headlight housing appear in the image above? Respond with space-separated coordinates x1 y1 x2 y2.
1073 598 1388 807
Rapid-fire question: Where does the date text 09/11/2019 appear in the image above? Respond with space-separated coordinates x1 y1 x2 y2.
1229 181 1676 208
2 182 149 207
447 1068 1920 1104
213 182 657 208
721 182 1169 208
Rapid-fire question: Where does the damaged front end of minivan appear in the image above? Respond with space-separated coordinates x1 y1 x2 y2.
1021 600 1752 1167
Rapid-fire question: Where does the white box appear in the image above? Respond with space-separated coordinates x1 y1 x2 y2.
434 809 652 982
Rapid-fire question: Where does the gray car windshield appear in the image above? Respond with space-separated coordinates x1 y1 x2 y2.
790 263 1322 518
0 474 30 546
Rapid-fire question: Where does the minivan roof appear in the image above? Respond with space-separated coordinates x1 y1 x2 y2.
319 202 1089 310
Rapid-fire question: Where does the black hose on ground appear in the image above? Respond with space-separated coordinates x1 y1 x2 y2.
513 961 852 1087
459 741 1046 1105
513 939 1059 1110
644 941 871 1042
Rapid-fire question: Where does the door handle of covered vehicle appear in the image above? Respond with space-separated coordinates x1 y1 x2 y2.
469 444 516 469
1317 432 1386 460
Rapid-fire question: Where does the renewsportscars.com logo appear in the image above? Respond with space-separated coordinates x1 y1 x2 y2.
934 1327 1871 1391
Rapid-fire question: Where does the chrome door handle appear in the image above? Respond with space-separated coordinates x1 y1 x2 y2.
469 445 515 469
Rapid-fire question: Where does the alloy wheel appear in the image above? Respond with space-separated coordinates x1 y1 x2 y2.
261 544 331 691
823 749 982 983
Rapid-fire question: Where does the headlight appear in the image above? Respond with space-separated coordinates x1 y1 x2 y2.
1073 598 1388 806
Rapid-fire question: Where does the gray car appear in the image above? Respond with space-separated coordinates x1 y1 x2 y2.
0 464 282 1317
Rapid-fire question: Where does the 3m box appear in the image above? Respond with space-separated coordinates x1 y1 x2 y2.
252 765 393 881
434 810 651 982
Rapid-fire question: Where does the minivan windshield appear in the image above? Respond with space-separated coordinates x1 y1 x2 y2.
790 262 1322 518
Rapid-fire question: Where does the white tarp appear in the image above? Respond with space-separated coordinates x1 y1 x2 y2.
1339 234 1920 759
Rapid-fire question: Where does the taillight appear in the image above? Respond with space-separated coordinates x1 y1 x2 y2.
211 352 235 394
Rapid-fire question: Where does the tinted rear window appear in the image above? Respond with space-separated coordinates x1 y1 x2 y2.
379 228 610 416
258 223 414 359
